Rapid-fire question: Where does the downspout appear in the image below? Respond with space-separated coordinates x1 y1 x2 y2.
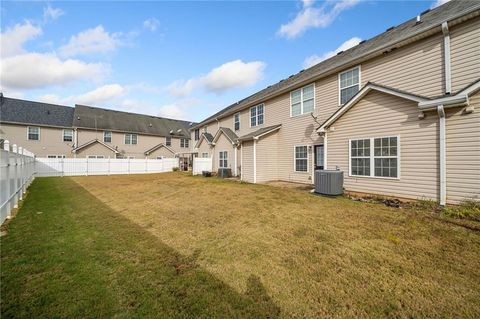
324 132 328 170
442 22 452 94
253 137 257 184
437 105 446 206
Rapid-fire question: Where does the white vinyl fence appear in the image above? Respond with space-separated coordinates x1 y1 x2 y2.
0 141 35 224
35 157 180 177
192 157 212 175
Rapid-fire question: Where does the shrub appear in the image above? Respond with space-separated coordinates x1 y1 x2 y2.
442 200 480 222
172 167 179 172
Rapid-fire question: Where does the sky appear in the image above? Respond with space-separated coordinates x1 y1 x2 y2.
0 0 449 122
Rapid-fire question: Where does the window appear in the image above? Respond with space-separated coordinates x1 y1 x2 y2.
350 136 399 178
124 133 137 145
350 139 370 176
47 155 66 158
27 126 40 140
202 152 209 158
339 66 360 105
374 137 398 178
156 156 164 160
194 129 200 141
127 156 135 159
234 112 240 131
294 146 308 172
63 129 73 142
219 151 228 168
250 104 264 127
104 131 112 143
166 137 172 146
87 155 105 159
291 84 315 116
180 138 189 148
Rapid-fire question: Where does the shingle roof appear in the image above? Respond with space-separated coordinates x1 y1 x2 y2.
237 124 282 141
73 104 195 138
215 127 238 144
192 0 480 129
203 132 214 143
0 96 74 127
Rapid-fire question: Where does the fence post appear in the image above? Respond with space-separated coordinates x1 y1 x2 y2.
18 147 24 201
108 158 111 175
61 157 64 177
12 144 19 209
3 141 11 218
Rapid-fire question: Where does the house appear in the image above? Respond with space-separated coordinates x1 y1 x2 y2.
0 96 195 162
191 0 480 204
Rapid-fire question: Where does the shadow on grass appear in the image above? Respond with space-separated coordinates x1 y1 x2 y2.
1 177 280 319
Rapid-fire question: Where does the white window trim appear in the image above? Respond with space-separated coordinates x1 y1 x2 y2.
348 135 400 180
124 133 138 145
202 152 209 158
63 129 73 142
233 112 241 131
87 155 105 159
249 103 265 128
166 136 172 146
219 150 228 168
293 145 309 173
290 83 315 117
156 156 164 160
27 126 40 141
103 131 112 143
180 138 189 148
338 65 361 106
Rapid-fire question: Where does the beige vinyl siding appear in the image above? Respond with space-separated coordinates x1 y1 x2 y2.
76 142 116 158
77 129 184 158
328 91 439 201
241 141 254 182
0 123 74 157
450 16 480 93
196 138 212 158
362 33 444 97
445 92 480 203
212 133 235 172
256 132 279 183
147 146 176 159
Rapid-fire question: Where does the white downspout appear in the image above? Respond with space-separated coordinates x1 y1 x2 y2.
253 138 257 184
324 132 328 170
240 142 243 181
437 105 446 206
234 144 237 176
442 22 452 94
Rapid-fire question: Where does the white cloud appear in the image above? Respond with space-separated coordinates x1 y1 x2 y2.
157 104 187 119
167 59 266 97
278 0 361 39
303 36 361 68
1 53 108 90
143 18 160 31
431 0 450 9
38 84 127 106
43 4 64 21
0 22 42 57
59 25 122 57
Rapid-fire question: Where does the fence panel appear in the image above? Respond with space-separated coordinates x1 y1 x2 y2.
35 157 180 177
0 141 35 224
192 157 212 175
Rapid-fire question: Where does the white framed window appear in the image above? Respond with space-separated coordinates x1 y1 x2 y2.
63 129 73 142
219 151 228 168
124 133 137 145
156 156 164 160
194 129 200 141
349 136 399 179
202 152 209 158
104 131 112 143
87 155 105 159
250 104 264 127
166 137 172 146
47 155 66 158
180 138 189 148
27 126 40 140
291 84 315 117
294 146 308 172
234 112 240 131
339 66 360 105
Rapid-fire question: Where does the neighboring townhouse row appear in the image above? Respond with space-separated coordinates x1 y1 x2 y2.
191 0 480 204
0 96 195 163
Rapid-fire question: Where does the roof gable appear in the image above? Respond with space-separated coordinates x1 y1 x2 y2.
238 124 282 141
212 127 238 145
144 143 176 156
72 139 118 154
318 83 429 132
194 132 214 149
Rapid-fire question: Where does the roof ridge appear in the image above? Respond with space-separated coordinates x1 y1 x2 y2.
2 96 74 109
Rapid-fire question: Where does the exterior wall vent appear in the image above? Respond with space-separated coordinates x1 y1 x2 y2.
314 170 344 196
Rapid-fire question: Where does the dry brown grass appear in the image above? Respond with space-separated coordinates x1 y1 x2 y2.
65 172 480 318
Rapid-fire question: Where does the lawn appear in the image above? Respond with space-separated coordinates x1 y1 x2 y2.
1 173 479 318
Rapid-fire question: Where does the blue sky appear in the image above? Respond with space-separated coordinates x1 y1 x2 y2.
1 0 447 122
